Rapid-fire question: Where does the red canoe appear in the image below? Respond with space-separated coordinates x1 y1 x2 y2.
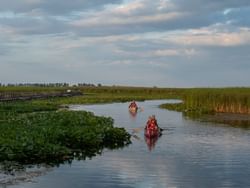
144 126 161 138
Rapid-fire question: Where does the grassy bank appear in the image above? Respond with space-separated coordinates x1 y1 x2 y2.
161 88 250 115
1 86 249 114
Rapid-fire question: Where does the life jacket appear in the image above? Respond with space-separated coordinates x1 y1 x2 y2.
151 119 158 126
147 120 157 130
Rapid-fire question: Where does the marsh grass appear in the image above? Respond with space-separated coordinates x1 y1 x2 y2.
181 88 250 114
160 88 250 126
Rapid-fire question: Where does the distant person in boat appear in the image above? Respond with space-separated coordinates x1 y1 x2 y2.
129 100 138 109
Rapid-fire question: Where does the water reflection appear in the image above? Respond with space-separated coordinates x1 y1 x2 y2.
0 162 54 186
144 135 161 151
128 110 137 119
184 111 250 129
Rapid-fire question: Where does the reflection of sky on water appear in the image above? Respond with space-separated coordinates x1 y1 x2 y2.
7 100 250 188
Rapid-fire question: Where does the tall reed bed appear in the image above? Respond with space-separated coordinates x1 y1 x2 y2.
166 88 250 114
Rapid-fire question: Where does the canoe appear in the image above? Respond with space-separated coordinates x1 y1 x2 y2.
144 126 161 138
129 106 138 113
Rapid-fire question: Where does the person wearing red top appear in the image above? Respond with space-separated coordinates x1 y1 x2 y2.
146 115 158 129
146 116 152 128
151 115 158 128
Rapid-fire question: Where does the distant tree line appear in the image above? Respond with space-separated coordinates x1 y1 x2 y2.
77 83 97 87
0 83 70 87
0 83 102 87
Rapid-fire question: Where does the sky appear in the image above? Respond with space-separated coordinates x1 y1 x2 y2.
0 0 250 87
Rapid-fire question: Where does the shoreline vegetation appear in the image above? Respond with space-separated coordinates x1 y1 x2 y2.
0 103 131 164
160 88 250 114
0 85 250 165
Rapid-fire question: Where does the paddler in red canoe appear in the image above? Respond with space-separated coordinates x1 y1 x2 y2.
129 100 138 108
146 115 159 129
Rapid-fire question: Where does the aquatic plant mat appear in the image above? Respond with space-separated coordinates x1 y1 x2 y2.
0 109 131 164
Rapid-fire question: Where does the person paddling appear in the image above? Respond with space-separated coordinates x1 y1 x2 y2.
146 115 158 129
129 100 138 109
144 115 161 138
151 115 158 128
146 116 152 126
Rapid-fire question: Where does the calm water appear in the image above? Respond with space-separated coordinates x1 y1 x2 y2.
4 100 250 188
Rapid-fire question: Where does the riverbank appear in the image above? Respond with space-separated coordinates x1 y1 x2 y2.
160 88 250 114
1 86 249 116
160 88 250 127
187 88 250 114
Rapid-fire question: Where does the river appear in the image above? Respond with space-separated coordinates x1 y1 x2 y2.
4 100 250 188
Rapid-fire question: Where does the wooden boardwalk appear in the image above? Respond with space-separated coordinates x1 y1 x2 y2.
0 91 82 102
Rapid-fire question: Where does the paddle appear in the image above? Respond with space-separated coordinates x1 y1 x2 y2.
138 107 144 112
131 134 141 141
159 126 175 131
132 127 144 134
132 126 173 134
159 127 169 131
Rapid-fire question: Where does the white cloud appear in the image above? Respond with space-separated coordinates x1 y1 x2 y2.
155 49 179 57
71 11 183 27
163 27 250 46
113 1 145 15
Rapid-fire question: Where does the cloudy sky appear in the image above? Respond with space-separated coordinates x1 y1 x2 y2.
0 0 250 87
